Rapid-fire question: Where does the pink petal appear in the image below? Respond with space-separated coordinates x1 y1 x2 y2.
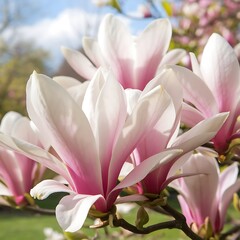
0 133 72 185
26 72 102 194
218 179 240 230
200 33 240 112
181 102 205 127
61 47 97 80
108 85 173 192
134 18 172 89
56 194 104 232
171 65 218 118
218 162 238 198
172 113 229 153
111 149 182 193
98 14 134 88
94 71 127 192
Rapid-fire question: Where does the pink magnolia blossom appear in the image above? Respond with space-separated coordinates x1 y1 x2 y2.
0 111 46 206
171 33 240 154
170 149 240 234
62 14 186 90
0 70 183 232
126 69 228 194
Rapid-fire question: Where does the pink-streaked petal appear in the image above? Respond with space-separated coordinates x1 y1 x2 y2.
181 102 205 127
108 85 173 192
178 195 194 226
30 179 74 200
82 37 106 67
218 162 238 198
134 18 172 89
175 153 219 226
189 52 202 78
94 72 127 192
171 65 218 117
218 179 240 230
0 133 72 185
98 14 133 88
112 149 182 193
0 111 22 134
200 33 240 112
159 49 186 68
56 194 104 232
172 113 229 153
27 72 102 194
61 47 97 80
143 68 183 116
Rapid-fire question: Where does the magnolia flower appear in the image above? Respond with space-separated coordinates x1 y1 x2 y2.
0 111 46 206
171 33 240 154
62 14 186 90
0 70 182 232
170 149 240 235
126 69 228 194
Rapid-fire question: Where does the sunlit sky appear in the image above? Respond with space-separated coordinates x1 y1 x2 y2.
2 0 159 73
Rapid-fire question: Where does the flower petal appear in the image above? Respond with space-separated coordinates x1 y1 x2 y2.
61 47 97 80
108 85 173 192
56 194 104 232
26 72 102 194
82 37 106 67
171 65 218 117
98 14 134 88
112 149 182 192
0 111 22 134
181 102 205 127
159 48 186 68
30 179 74 200
200 33 240 111
134 18 172 89
172 112 229 153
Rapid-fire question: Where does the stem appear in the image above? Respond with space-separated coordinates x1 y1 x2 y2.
161 204 203 240
220 225 240 240
113 218 178 234
112 204 202 239
24 206 55 215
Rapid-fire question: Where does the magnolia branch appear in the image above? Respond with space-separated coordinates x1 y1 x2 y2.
111 204 203 240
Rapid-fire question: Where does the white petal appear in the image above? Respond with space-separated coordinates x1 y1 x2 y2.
30 179 74 200
61 47 97 80
56 194 103 232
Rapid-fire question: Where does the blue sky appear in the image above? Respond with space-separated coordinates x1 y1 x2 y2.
2 1 159 73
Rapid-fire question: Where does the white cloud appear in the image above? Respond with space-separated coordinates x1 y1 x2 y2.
3 8 102 72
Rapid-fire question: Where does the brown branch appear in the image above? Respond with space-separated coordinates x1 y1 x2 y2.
24 206 55 215
220 225 240 240
111 203 202 240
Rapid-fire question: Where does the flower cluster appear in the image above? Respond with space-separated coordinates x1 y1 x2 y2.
0 14 240 240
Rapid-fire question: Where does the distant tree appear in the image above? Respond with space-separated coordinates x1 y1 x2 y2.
0 0 49 117
0 40 49 117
